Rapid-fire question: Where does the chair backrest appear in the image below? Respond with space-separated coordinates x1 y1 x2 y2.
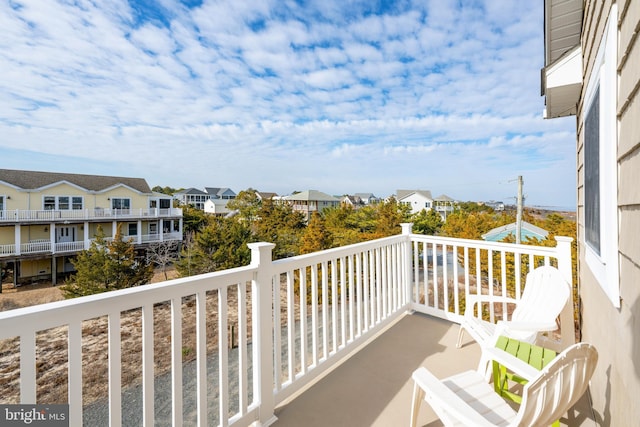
512 266 570 324
515 343 598 426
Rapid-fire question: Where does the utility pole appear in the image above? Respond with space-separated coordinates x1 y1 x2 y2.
516 176 523 244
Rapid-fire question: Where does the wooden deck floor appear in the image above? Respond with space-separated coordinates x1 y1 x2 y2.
272 312 597 427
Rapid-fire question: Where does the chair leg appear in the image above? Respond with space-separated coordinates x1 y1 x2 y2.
456 325 465 348
410 380 426 427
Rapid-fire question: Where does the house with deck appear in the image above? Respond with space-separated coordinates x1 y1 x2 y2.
0 169 182 286
278 190 340 221
397 189 434 214
542 0 640 424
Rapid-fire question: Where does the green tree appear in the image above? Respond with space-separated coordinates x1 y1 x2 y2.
176 217 253 276
300 212 333 254
412 209 443 235
227 188 261 222
60 225 154 298
254 199 305 259
181 204 209 234
373 197 409 238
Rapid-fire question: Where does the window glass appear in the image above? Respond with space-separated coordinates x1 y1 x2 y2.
58 196 69 210
44 196 55 210
112 198 131 210
585 86 600 254
160 199 171 209
72 197 83 210
128 223 137 236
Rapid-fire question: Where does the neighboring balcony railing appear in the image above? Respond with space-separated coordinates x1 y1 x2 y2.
0 233 183 257
0 208 183 223
0 224 573 427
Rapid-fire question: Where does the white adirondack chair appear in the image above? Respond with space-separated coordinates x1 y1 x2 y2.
410 342 598 427
456 265 571 351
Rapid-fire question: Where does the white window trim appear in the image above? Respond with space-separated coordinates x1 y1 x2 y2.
582 4 619 308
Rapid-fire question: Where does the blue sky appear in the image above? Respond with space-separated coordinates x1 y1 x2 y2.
1 0 576 208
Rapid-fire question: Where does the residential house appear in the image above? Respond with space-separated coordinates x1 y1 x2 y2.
173 187 210 210
279 190 340 221
204 187 236 200
397 189 433 215
0 169 183 286
542 0 640 424
481 221 548 242
485 200 505 211
174 187 236 212
353 193 380 205
341 195 364 209
256 191 278 202
433 194 456 220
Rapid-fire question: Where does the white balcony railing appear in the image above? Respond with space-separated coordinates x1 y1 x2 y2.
0 234 183 257
0 208 183 223
0 224 573 427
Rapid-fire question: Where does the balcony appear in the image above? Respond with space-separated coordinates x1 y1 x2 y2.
0 208 183 224
0 225 590 426
0 233 183 258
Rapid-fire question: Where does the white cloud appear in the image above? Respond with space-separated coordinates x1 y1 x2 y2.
0 0 577 207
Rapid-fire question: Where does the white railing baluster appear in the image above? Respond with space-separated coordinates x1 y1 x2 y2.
286 271 295 382
442 244 449 313
311 264 318 366
218 287 229 427
452 245 460 315
273 275 282 389
237 282 248 415
340 258 346 348
108 313 122 427
348 256 355 342
300 269 308 374
331 259 338 355
195 293 206 427
171 298 183 427
362 251 370 331
355 253 362 336
20 331 36 403
321 261 328 360
68 322 82 425
142 304 155 427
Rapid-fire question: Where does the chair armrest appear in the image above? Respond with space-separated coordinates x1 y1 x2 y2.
496 320 558 332
482 347 540 381
464 295 518 316
412 368 497 427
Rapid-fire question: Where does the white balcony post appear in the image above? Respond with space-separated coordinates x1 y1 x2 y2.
50 224 56 254
401 223 413 307
555 236 575 348
248 242 277 427
84 222 90 249
14 224 21 255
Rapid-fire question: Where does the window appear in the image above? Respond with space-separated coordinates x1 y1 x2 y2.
112 198 131 210
44 196 56 210
585 87 600 254
72 197 83 210
58 196 69 210
128 223 137 236
160 199 171 209
582 4 619 307
43 195 83 210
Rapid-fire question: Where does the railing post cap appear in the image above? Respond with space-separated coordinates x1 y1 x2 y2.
247 242 276 250
400 223 413 235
